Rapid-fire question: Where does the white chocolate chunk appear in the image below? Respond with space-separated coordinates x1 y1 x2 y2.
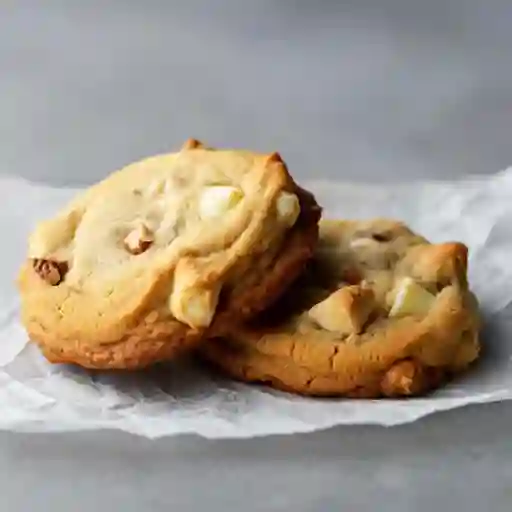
350 237 379 249
389 277 436 317
276 192 300 226
169 285 220 329
308 286 375 335
156 212 179 244
198 186 243 219
169 258 221 329
146 179 167 198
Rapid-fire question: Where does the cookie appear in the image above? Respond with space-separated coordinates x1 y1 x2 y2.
17 139 321 369
200 219 481 398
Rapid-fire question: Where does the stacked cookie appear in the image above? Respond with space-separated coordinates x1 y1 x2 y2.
17 140 481 398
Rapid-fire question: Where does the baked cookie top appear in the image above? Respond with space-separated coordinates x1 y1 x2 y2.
203 219 480 396
17 139 319 353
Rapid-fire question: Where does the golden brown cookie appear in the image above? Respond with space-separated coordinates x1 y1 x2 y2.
200 219 481 398
17 139 321 370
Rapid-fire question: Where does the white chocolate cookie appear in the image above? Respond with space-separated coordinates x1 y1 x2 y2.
200 219 481 398
17 140 321 369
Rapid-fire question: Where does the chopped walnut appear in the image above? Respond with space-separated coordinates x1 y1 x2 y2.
124 223 154 255
380 359 428 397
32 258 68 285
182 138 204 150
340 267 362 285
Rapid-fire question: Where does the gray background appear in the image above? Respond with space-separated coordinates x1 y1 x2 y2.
1 1 512 511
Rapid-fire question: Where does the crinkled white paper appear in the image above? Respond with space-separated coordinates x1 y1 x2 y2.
1 171 512 439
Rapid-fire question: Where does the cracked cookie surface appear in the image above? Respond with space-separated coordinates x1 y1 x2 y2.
17 139 321 369
199 219 481 398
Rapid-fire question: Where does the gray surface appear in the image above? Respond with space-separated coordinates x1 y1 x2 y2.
1 1 512 511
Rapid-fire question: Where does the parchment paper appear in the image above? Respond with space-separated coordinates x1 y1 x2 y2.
1 170 511 439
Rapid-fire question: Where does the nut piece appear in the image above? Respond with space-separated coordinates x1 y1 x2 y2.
124 223 154 255
308 285 376 335
339 266 363 285
182 138 205 150
381 359 428 397
276 191 300 227
198 186 244 220
267 152 283 163
32 258 68 286
388 277 436 317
